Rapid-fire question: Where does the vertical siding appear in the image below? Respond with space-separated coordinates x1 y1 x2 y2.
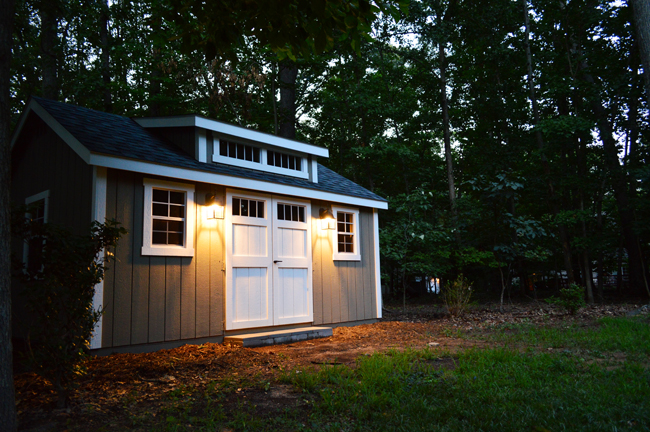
311 211 323 325
209 191 225 336
180 256 196 339
102 169 117 347
311 202 377 325
165 258 182 341
112 171 135 346
11 114 93 234
148 127 196 158
148 257 166 343
102 171 225 348
131 181 150 345
10 114 94 340
195 185 212 338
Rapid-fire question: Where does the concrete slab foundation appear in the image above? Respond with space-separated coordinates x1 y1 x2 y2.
224 327 333 347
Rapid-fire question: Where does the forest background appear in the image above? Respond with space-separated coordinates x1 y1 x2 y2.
7 0 650 306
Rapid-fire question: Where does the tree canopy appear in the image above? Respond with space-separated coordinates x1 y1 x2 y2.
7 0 650 305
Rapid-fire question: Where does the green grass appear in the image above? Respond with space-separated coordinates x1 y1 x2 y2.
492 316 650 356
147 316 650 431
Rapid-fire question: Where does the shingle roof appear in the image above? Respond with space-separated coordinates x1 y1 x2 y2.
32 97 386 204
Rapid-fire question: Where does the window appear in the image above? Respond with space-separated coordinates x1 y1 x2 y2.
232 197 265 218
23 190 50 272
142 179 195 256
212 138 309 180
267 150 302 171
219 139 261 163
332 206 361 261
277 203 305 222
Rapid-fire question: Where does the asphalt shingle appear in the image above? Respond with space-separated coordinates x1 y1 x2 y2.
32 97 386 204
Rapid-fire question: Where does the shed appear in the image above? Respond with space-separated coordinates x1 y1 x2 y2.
10 97 387 353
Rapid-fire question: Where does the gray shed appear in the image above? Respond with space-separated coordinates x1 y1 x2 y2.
11 97 387 353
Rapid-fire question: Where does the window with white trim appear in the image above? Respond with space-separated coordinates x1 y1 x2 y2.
142 179 195 257
332 206 361 261
23 190 50 272
212 138 309 179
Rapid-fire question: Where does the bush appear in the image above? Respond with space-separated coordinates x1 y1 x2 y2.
13 216 126 408
443 274 473 317
546 284 586 315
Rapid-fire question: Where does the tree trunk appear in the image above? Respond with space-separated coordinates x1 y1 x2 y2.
630 0 650 105
278 62 298 139
0 0 17 429
40 1 58 99
584 73 646 294
100 0 112 113
439 41 456 215
523 0 575 284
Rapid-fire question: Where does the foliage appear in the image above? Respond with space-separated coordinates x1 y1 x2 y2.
162 0 410 61
443 274 473 317
8 0 650 300
12 215 126 408
546 284 587 315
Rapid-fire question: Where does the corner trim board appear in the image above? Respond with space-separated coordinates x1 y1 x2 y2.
90 166 107 349
373 209 382 319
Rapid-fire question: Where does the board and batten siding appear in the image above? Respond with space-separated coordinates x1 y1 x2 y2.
101 169 225 349
311 201 378 325
10 113 94 340
11 113 93 234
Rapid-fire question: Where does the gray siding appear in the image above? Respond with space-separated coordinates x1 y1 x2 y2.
10 113 94 339
102 170 225 348
311 201 378 325
147 127 196 159
11 113 93 233
102 174 376 349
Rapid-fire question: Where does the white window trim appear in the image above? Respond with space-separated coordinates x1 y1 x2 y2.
142 178 195 257
332 206 361 261
212 137 309 180
23 190 50 266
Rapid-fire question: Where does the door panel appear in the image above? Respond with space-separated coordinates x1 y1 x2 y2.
226 191 313 330
276 227 307 258
226 192 273 330
273 198 313 326
276 268 309 320
232 267 268 323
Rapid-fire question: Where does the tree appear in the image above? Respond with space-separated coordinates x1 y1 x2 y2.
1 0 17 428
12 217 126 408
630 0 650 105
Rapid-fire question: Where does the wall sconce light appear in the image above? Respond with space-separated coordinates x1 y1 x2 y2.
205 193 224 219
319 207 336 230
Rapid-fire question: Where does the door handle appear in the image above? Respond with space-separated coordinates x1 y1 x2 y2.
274 260 283 264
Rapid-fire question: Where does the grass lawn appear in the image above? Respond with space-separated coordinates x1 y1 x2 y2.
155 316 650 431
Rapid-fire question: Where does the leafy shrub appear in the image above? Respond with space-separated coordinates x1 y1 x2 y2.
13 215 126 408
443 274 473 317
546 284 586 315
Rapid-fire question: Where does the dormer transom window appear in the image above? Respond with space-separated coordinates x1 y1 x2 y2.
212 137 309 180
267 150 302 171
219 140 261 163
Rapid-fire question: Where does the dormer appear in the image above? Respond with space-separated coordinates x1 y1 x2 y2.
134 116 328 183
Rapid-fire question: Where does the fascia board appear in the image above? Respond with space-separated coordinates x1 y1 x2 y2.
89 153 388 210
134 116 329 158
11 99 91 163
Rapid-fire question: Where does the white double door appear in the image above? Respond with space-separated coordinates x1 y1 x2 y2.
225 190 313 330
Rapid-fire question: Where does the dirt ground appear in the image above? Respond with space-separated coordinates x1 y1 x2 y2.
14 301 648 431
